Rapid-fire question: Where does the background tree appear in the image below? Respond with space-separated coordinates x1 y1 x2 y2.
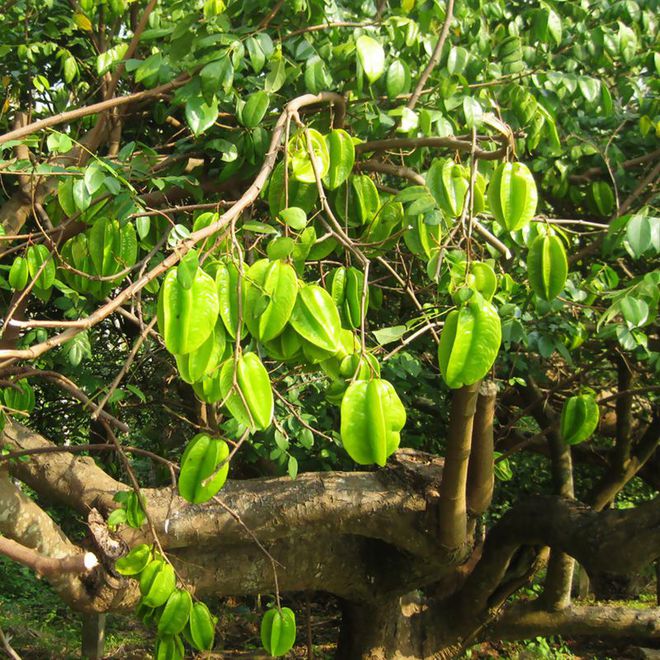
0 0 658 658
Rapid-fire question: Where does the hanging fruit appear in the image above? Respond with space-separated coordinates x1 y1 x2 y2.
488 162 538 231
260 607 297 658
527 232 568 301
560 393 600 445
340 378 406 466
438 293 502 389
289 284 342 353
244 259 298 342
157 267 219 355
219 352 274 431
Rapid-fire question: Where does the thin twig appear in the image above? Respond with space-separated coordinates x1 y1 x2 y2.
91 316 158 421
407 0 455 111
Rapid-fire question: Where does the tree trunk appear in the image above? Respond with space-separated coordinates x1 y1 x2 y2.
336 594 459 660
81 613 106 660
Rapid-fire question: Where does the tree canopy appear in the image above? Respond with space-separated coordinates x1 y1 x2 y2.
0 0 658 658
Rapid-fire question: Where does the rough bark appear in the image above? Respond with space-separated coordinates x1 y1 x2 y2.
0 468 93 604
3 420 660 657
491 603 660 640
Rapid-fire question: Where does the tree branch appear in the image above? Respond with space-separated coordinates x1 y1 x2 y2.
438 383 480 550
0 92 346 365
0 76 189 146
467 381 497 516
0 535 97 578
356 135 506 160
457 495 660 616
0 468 98 606
407 0 455 111
490 603 660 641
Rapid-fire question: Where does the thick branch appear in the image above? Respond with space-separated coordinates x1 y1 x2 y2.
0 535 97 578
467 381 496 516
438 383 480 550
0 468 96 606
457 495 660 616
490 603 660 641
2 420 124 512
0 76 189 146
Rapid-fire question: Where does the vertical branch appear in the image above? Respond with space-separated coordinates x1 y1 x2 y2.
467 381 497 516
518 381 575 609
612 355 633 471
543 422 575 610
438 382 481 550
406 0 455 111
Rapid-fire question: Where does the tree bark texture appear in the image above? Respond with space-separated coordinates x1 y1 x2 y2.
2 420 660 659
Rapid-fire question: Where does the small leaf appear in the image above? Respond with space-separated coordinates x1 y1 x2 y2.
578 76 601 103
73 12 93 31
267 236 295 260
447 46 468 76
372 325 407 345
287 455 298 479
279 207 308 231
463 97 483 128
240 91 269 128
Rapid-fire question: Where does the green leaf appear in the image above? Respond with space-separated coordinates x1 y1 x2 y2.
265 57 286 94
26 244 56 290
447 46 468 76
279 207 308 231
97 44 128 75
185 96 219 136
356 35 385 84
618 297 649 328
578 76 601 103
62 331 91 367
245 36 266 74
547 8 562 46
83 162 106 195
200 56 234 96
462 97 483 128
47 132 73 154
323 129 355 190
372 325 407 345
135 52 162 84
239 91 269 128
625 214 658 258
63 56 78 83
386 59 410 98
267 236 295 260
